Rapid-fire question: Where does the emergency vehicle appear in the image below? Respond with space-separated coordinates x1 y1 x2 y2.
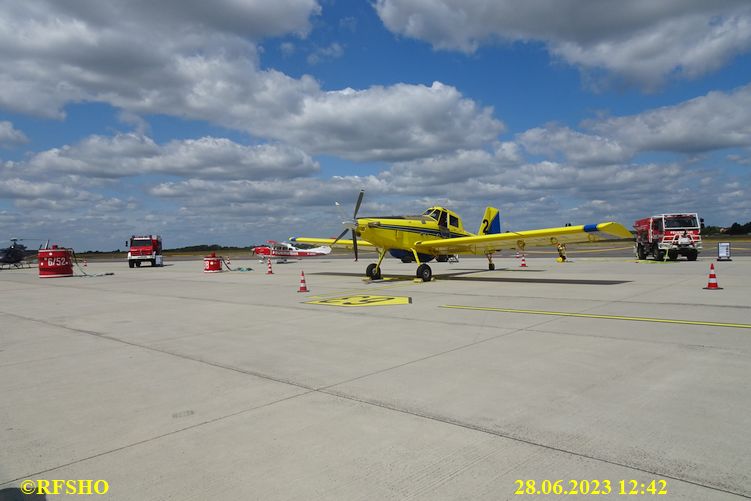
127 235 163 268
633 213 702 261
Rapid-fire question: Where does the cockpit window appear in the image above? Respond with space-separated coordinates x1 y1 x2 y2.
422 209 439 220
449 215 459 227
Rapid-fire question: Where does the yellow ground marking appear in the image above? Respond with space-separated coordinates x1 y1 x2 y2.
440 305 751 329
306 294 412 307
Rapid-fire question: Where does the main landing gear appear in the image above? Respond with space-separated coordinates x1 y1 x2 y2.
365 249 434 282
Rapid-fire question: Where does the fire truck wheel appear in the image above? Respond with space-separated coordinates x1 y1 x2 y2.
655 250 665 261
135 261 141 267
687 250 698 261
150 259 156 266
636 244 647 260
668 249 678 261
128 261 134 269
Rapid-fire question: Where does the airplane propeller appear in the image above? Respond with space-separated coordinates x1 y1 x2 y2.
332 189 364 261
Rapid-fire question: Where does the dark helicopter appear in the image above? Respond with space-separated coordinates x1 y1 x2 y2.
0 238 46 269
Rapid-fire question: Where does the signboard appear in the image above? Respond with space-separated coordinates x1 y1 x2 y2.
718 242 732 261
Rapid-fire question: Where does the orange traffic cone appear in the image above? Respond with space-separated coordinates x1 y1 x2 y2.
703 263 723 290
266 258 273 275
297 270 309 292
520 255 527 268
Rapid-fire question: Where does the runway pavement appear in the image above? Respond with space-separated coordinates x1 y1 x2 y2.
1 255 750 500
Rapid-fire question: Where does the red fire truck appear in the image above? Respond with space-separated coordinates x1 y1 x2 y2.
633 213 702 261
127 235 163 268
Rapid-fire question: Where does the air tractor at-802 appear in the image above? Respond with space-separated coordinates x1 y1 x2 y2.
634 213 703 261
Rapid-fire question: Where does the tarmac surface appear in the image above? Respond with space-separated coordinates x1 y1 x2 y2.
1 254 750 500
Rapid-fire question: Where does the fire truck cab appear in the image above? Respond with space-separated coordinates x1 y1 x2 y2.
127 235 163 268
633 213 702 261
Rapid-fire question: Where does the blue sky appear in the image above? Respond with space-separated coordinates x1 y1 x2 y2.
1 0 750 250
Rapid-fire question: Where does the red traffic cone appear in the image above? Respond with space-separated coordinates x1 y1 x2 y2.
266 258 273 275
520 255 527 268
297 270 309 292
515 251 520 258
226 256 231 265
703 263 723 290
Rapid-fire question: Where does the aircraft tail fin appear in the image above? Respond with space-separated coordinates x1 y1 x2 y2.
478 207 501 235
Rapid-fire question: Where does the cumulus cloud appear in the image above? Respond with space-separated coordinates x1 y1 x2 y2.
375 0 751 88
0 121 29 148
515 84 751 164
307 42 345 65
0 1 502 162
518 125 631 165
11 133 319 179
585 83 751 153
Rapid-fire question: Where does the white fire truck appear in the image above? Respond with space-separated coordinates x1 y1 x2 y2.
127 235 163 268
633 213 702 261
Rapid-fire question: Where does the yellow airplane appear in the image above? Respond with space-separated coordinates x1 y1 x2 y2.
292 190 632 281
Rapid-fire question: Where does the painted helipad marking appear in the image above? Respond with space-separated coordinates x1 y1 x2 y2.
307 294 412 307
440 305 751 330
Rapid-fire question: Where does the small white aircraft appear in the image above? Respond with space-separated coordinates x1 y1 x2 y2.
251 240 331 263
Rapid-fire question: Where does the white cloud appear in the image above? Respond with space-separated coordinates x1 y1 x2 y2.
518 125 631 165
585 83 751 153
0 1 502 162
0 121 29 148
375 0 751 88
307 42 345 65
12 133 320 179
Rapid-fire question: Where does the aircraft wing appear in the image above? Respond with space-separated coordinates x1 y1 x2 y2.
414 222 632 255
291 237 376 251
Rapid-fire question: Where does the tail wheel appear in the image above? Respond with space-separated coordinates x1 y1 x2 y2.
416 263 432 282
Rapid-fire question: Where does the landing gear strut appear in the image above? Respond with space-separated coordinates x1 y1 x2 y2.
365 248 388 280
487 254 495 270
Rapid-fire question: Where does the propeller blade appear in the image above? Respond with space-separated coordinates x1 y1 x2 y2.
352 229 358 261
353 189 364 218
331 228 349 245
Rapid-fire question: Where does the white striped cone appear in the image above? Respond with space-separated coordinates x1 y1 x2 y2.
266 258 273 274
703 263 722 290
520 255 527 268
297 270 309 292
83 259 87 267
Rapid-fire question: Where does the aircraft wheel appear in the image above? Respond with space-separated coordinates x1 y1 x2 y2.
366 263 379 278
416 264 432 282
488 263 495 270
